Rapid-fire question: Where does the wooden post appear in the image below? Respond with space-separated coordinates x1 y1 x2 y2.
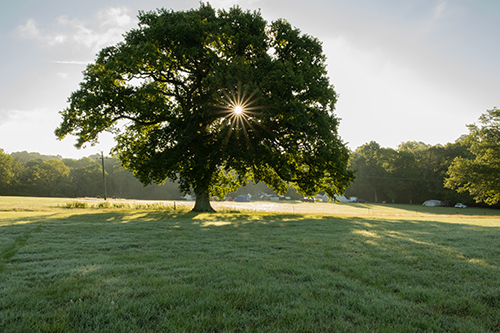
101 151 107 201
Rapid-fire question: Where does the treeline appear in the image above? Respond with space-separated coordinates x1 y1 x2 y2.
0 150 183 200
345 139 479 206
0 150 299 200
0 138 486 206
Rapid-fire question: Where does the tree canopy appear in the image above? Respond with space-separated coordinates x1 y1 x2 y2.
55 3 354 212
445 108 500 205
0 149 19 191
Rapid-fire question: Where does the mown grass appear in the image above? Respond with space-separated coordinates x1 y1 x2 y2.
0 197 499 332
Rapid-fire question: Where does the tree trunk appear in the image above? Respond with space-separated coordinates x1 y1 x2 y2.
192 191 216 213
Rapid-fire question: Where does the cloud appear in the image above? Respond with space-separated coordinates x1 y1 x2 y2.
51 60 90 65
417 0 468 38
210 0 263 7
17 7 138 52
433 1 447 20
418 1 448 34
98 7 135 28
17 18 68 46
0 109 16 125
17 18 40 39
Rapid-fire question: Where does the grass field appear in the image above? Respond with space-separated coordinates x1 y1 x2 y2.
1 196 499 332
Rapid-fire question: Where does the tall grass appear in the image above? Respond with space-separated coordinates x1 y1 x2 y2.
61 200 191 211
0 197 499 331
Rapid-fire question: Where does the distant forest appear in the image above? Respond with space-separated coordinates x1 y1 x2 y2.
0 150 296 201
345 139 480 206
0 139 489 206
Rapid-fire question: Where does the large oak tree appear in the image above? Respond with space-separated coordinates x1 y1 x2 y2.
56 3 354 212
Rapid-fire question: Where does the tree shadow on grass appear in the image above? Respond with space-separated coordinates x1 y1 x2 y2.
6 209 497 270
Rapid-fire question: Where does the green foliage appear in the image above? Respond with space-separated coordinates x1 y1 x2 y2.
446 108 500 205
21 159 71 197
0 149 18 190
347 140 474 204
347 141 394 202
64 201 89 208
0 152 183 200
0 136 480 205
55 3 354 212
10 151 63 163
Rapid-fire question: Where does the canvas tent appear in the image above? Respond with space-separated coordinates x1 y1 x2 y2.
316 193 329 202
312 193 349 202
334 194 349 203
422 200 442 207
234 195 250 202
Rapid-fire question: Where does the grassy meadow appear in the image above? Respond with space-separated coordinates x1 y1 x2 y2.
1 196 499 332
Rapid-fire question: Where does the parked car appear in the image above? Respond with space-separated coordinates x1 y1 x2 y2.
455 203 467 208
301 197 315 202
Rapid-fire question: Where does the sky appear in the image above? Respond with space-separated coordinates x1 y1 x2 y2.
1 0 499 159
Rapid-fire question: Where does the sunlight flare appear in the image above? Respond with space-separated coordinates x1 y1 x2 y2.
234 105 243 115
215 83 271 150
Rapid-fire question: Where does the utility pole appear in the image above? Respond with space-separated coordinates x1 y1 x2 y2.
101 151 107 200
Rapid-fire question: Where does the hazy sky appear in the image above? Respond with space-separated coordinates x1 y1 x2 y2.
1 0 499 158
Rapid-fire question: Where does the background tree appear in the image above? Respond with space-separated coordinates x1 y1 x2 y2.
347 140 475 205
55 3 354 212
23 159 71 197
386 149 420 203
438 138 474 203
394 141 434 203
11 151 63 163
347 142 392 202
0 149 21 194
65 159 104 198
446 108 500 205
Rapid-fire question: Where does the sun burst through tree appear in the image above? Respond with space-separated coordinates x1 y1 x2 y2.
216 83 268 143
55 3 354 212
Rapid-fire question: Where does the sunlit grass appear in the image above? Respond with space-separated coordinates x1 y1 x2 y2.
1 197 500 331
